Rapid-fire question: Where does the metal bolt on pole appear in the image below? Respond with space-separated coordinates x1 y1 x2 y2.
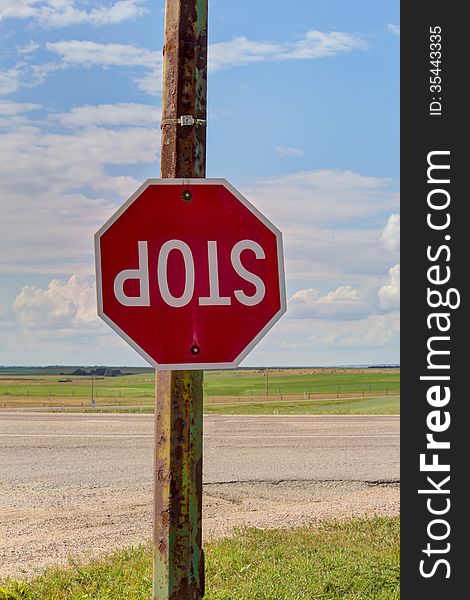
153 1 208 599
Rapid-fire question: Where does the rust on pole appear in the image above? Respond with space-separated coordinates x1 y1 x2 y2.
154 371 204 599
153 1 208 599
160 0 208 180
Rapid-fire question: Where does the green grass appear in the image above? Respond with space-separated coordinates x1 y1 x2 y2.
204 395 400 415
0 368 400 414
203 369 400 397
45 395 399 416
0 369 399 398
0 517 399 599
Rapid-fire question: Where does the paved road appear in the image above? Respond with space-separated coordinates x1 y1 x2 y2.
0 412 399 484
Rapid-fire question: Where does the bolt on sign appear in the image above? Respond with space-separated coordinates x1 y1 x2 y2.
95 179 286 369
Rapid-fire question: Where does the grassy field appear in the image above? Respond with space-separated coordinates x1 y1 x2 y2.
0 368 399 415
204 368 399 398
204 395 400 415
0 517 399 599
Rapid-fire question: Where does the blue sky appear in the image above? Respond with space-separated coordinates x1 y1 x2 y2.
0 0 399 367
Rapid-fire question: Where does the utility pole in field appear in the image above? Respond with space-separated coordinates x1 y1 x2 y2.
91 376 95 409
153 1 208 598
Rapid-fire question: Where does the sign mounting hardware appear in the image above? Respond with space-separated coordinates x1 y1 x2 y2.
161 115 207 127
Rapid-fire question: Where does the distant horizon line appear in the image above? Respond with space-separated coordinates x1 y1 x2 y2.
0 363 400 370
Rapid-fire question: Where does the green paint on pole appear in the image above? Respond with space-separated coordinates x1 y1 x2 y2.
153 1 208 597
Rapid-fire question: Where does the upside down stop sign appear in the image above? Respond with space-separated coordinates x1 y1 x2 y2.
95 179 286 369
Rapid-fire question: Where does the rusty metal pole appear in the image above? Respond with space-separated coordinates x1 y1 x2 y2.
153 1 207 599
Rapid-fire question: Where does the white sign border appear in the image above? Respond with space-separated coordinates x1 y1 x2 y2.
94 178 287 370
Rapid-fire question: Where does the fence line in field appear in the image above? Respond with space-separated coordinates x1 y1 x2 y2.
0 389 399 409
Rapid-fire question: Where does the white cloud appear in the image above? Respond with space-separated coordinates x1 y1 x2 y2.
0 304 14 332
209 37 282 72
17 41 40 55
0 302 8 320
2 28 366 99
46 39 161 94
275 146 304 158
304 312 400 349
0 60 60 97
288 285 369 319
0 1 147 28
13 275 98 330
0 124 159 189
0 114 160 273
277 30 366 60
0 113 398 291
6 275 126 365
0 100 40 116
50 103 161 128
246 310 400 366
378 264 400 310
380 213 400 252
326 311 400 348
0 65 25 96
136 67 163 96
209 30 365 71
245 169 398 227
241 170 399 287
46 40 158 68
43 28 365 96
7 273 399 366
388 24 400 36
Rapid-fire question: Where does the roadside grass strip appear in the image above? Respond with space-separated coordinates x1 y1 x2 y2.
0 517 399 599
203 395 400 415
27 395 400 415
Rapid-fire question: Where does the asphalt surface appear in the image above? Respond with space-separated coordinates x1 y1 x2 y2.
0 412 399 578
1 412 399 484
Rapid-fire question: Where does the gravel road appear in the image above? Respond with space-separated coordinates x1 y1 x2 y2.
0 412 399 579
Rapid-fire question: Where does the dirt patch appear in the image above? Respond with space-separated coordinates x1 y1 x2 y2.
0 480 399 580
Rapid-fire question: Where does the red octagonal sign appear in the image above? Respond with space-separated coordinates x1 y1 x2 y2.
95 179 286 369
